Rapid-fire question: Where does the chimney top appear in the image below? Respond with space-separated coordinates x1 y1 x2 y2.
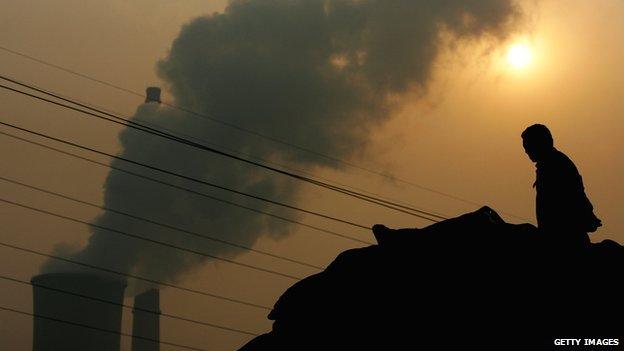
145 87 161 104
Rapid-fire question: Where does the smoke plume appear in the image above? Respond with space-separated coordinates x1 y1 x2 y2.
43 0 523 292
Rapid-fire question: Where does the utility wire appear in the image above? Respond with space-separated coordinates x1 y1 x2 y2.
0 44 528 222
0 46 145 97
0 275 259 337
0 197 303 281
0 77 446 222
0 76 449 221
0 76 412 226
0 241 273 310
0 175 325 270
0 128 374 245
0 82 383 228
0 305 208 351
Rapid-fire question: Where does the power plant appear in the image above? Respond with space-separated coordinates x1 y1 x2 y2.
31 88 163 350
31 273 127 351
31 274 161 350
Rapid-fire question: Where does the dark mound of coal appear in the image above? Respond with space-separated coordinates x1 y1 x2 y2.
240 207 623 350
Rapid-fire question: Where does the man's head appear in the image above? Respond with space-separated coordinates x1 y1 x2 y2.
521 124 554 163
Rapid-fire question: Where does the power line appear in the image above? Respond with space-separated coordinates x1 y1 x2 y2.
0 128 374 245
0 77 446 222
0 197 303 281
0 44 526 221
0 75 449 221
0 275 259 337
0 46 145 97
1 76 443 223
0 82 383 228
0 305 208 351
0 241 273 310
1 75 422 225
0 175 325 270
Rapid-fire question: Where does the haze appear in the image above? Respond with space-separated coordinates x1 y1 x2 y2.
1 0 622 350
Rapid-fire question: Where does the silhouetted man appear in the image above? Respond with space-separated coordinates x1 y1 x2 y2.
521 124 601 248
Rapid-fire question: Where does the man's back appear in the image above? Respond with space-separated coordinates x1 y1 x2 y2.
535 149 591 232
521 124 601 247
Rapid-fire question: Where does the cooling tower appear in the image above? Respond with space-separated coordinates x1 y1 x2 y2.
145 87 161 103
31 273 126 351
132 289 160 351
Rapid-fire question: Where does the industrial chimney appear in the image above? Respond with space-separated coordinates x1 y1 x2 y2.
31 273 126 351
131 288 160 351
145 87 161 104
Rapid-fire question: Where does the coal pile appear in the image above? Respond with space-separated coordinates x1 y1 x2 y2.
240 207 623 350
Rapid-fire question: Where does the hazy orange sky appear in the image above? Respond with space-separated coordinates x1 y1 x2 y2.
1 1 623 350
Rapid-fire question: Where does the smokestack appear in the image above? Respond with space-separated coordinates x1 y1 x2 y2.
145 87 161 104
131 289 160 351
31 273 126 351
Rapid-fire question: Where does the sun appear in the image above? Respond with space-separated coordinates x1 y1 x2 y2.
507 43 533 69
